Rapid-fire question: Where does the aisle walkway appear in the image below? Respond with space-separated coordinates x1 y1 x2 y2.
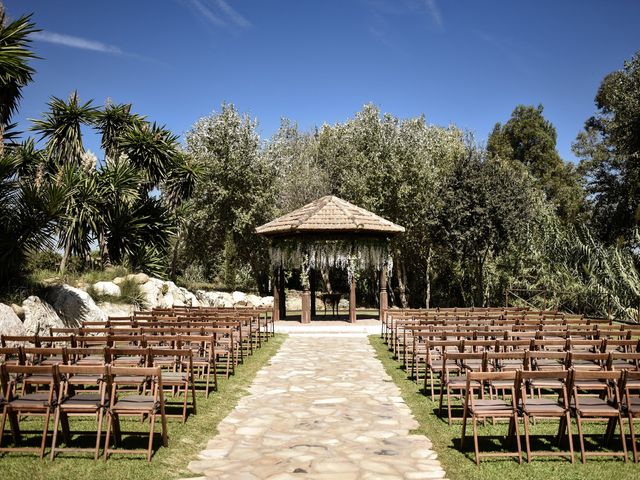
187 331 445 480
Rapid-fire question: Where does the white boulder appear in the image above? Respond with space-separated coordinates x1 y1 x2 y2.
126 273 149 284
261 296 274 308
45 284 107 324
0 303 27 338
245 294 263 307
93 281 121 297
22 296 65 335
232 291 247 306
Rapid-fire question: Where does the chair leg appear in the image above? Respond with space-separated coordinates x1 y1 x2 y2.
446 387 453 425
512 414 523 464
147 413 156 462
182 382 188 423
618 414 628 463
472 415 480 465
104 413 113 460
576 415 586 464
629 415 638 463
523 413 532 463
50 406 61 460
39 407 52 459
565 412 575 464
0 406 8 450
94 409 104 460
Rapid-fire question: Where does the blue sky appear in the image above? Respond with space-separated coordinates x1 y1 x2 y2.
4 0 640 162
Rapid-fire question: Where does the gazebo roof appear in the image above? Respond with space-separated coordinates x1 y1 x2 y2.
255 195 405 237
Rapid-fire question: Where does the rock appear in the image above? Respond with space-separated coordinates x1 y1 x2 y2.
92 281 121 297
112 276 125 285
232 291 248 306
11 303 25 320
45 284 107 325
178 287 200 307
195 290 234 308
245 294 263 307
126 273 149 284
140 278 165 307
22 296 65 335
261 296 274 308
0 303 27 338
97 302 136 317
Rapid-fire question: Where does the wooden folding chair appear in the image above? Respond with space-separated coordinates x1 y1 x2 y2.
149 348 196 423
50 364 109 460
621 370 640 462
569 369 628 463
461 370 522 465
103 366 168 461
439 351 485 425
181 335 218 397
0 364 58 458
517 370 574 463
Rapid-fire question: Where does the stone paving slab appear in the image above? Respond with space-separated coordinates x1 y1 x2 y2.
187 334 446 480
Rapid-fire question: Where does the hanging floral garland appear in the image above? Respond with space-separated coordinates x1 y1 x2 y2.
268 237 394 281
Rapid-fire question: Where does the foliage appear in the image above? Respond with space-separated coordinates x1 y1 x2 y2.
183 103 276 293
575 50 640 243
488 104 586 223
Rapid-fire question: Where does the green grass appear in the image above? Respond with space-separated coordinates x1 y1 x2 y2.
369 335 639 480
0 334 286 480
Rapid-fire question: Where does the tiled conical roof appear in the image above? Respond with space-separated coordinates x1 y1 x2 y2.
256 195 405 236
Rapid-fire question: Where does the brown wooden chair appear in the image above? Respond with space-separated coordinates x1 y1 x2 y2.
439 351 485 425
569 369 628 463
149 348 196 423
0 364 58 458
517 370 574 463
103 366 168 461
461 370 522 465
50 364 109 460
621 370 640 462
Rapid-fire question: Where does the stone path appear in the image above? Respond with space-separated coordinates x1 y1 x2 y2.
187 331 446 480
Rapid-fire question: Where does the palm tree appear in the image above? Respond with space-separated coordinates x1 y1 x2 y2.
31 92 97 167
0 8 38 155
93 102 145 161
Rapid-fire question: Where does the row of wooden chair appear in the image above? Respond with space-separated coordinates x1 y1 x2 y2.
459 368 640 465
0 363 168 461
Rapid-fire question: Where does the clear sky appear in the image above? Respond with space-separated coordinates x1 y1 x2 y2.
4 0 640 162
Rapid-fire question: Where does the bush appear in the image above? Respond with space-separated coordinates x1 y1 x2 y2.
25 250 61 272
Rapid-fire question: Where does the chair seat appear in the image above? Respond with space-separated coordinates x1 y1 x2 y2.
8 392 52 409
623 398 640 415
59 393 102 410
73 356 104 365
447 378 481 388
162 372 188 383
573 397 619 416
112 395 156 412
489 379 516 389
24 374 55 384
521 398 566 415
469 399 514 415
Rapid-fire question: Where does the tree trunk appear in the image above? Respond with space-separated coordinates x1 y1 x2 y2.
395 257 408 308
170 230 181 280
98 231 111 269
59 239 72 274
425 248 432 309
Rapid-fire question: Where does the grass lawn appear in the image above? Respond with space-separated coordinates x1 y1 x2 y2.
369 335 639 480
0 334 286 480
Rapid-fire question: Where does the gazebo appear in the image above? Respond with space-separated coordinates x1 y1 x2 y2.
256 195 405 323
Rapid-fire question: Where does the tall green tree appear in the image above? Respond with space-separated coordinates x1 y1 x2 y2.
184 104 276 292
0 7 37 154
488 105 585 223
575 50 640 243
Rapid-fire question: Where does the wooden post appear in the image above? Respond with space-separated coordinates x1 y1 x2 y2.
278 268 286 320
349 276 356 323
301 285 311 324
379 268 388 323
310 269 317 319
272 268 280 322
